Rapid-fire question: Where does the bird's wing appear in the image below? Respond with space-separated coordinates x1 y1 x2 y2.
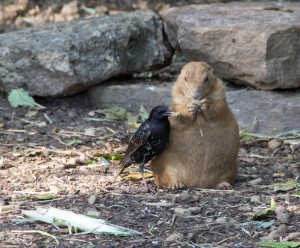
115 123 151 178
124 124 151 158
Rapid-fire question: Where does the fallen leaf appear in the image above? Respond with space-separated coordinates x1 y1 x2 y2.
256 241 300 248
122 172 153 180
273 180 297 192
249 198 276 220
8 88 36 107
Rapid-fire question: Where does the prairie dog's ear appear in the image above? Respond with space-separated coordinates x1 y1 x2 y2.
205 63 214 73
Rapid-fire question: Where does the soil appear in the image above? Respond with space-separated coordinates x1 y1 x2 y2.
1 1 300 248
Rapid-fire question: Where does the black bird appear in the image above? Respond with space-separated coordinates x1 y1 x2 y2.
116 105 175 190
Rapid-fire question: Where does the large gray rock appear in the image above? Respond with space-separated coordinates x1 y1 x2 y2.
161 2 300 90
88 80 300 135
0 10 172 97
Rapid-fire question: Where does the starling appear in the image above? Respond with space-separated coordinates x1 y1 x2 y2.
116 105 175 190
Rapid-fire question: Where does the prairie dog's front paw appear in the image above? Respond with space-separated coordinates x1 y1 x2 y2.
199 98 209 111
187 99 202 115
187 99 209 114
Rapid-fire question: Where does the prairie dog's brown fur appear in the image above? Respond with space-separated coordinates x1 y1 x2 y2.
150 62 240 189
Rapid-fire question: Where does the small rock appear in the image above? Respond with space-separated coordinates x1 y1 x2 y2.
273 163 288 172
61 1 79 16
215 217 228 224
88 195 98 205
268 139 283 150
188 207 202 215
238 205 251 212
174 207 191 216
86 210 101 218
229 218 238 224
177 191 191 201
277 224 287 234
247 178 263 186
250 195 261 203
262 230 280 242
276 206 290 224
165 233 184 242
272 172 285 178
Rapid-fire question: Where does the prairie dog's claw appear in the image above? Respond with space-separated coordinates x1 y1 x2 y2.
199 98 209 111
171 182 186 190
188 98 209 114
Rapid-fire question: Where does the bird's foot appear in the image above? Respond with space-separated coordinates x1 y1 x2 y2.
141 172 156 193
215 181 232 190
145 183 156 193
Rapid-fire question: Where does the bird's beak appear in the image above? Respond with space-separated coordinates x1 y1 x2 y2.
163 111 179 117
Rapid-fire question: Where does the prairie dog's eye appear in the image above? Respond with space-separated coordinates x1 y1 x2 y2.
204 75 209 83
184 76 188 82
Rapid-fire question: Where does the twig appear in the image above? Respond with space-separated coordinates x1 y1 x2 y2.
194 188 236 193
0 205 18 214
105 127 117 134
141 201 174 207
54 137 66 145
12 190 53 195
107 205 126 209
44 113 52 124
197 115 204 137
11 230 59 245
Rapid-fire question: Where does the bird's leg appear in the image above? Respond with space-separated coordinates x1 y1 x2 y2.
139 164 155 193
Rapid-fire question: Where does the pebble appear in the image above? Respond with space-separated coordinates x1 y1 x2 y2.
86 210 101 218
276 206 290 224
177 191 191 201
250 195 261 203
174 207 191 216
215 217 228 224
268 139 283 150
188 207 202 215
277 224 287 234
165 233 184 242
238 205 251 212
247 178 263 185
88 194 98 205
262 230 279 241
273 163 288 172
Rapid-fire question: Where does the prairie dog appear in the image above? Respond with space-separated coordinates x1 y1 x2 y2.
150 62 240 189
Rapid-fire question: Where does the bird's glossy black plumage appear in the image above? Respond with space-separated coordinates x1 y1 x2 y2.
116 106 173 186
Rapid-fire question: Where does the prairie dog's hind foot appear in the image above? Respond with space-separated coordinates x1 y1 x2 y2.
170 182 186 190
215 181 232 190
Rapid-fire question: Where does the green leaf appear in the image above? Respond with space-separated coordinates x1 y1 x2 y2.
291 191 300 197
126 112 140 127
25 110 38 118
93 153 123 161
105 107 127 121
257 241 300 248
34 195 57 201
64 139 83 146
273 180 297 192
138 104 149 122
240 132 271 142
20 207 142 236
249 198 276 220
8 88 36 107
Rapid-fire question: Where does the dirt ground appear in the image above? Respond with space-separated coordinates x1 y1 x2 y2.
0 89 299 248
1 0 300 248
